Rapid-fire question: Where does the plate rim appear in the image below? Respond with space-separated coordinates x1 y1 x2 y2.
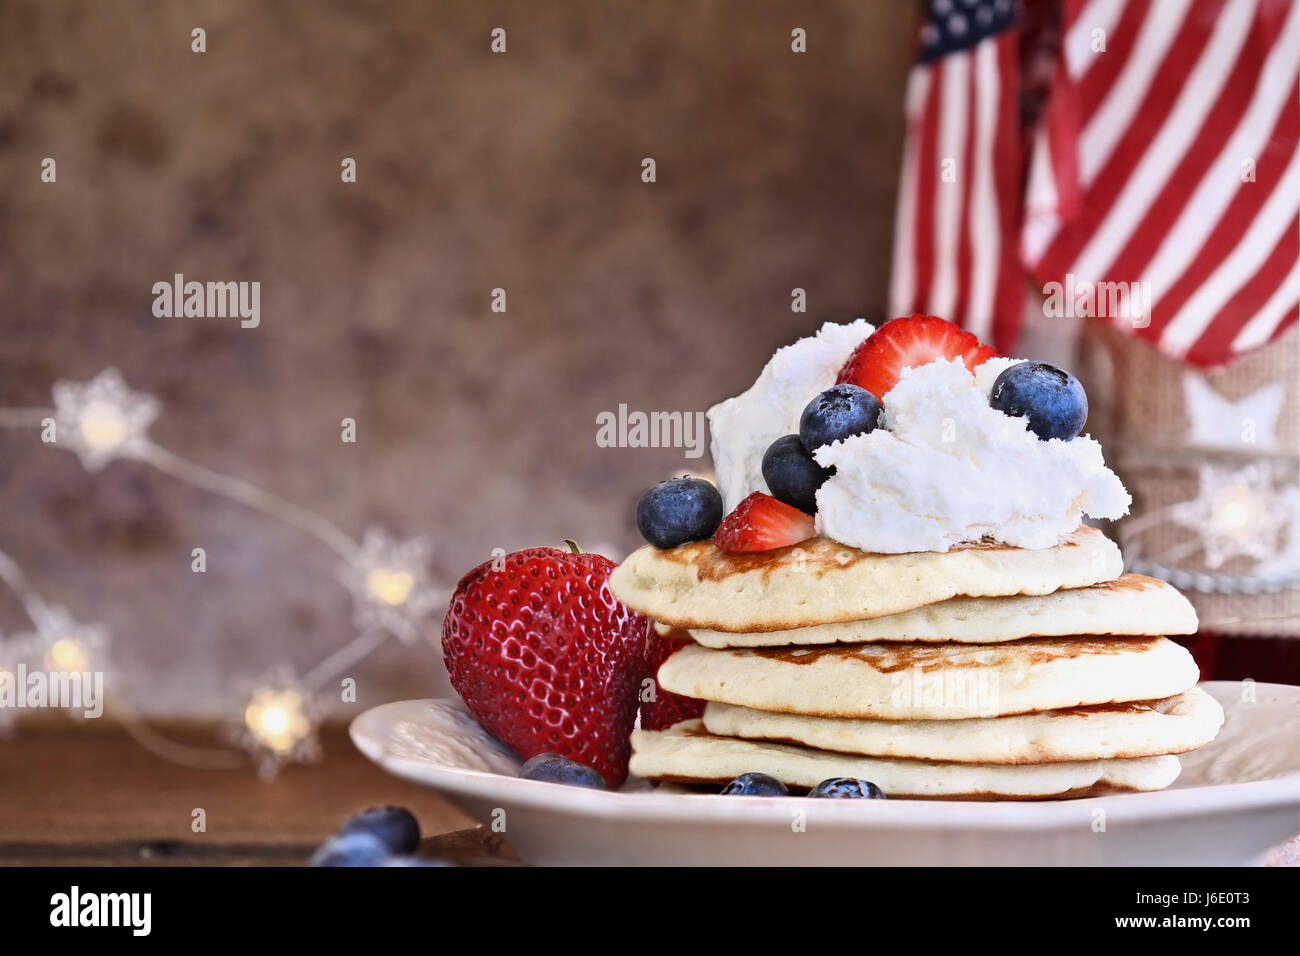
350 681 1300 831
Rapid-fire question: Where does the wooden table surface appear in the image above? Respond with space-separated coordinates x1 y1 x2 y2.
3 720 1294 867
0 720 518 866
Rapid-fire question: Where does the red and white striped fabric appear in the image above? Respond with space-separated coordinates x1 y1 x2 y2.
890 0 1300 367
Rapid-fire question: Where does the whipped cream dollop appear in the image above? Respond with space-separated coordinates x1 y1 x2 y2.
707 318 874 511
707 321 1131 554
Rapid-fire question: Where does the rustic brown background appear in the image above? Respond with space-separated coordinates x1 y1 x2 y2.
0 1 913 713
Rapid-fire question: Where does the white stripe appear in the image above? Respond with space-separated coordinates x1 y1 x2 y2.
1021 128 1061 266
1065 0 1127 78
1078 0 1193 185
1028 0 1192 262
1160 149 1300 355
1070 0 1258 284
1142 0 1300 307
1232 258 1300 353
889 67 931 318
929 53 969 320
965 42 1001 340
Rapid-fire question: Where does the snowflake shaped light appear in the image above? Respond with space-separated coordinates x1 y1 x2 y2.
25 604 112 675
51 367 160 471
228 667 322 780
339 527 446 644
1167 463 1290 570
3 605 113 719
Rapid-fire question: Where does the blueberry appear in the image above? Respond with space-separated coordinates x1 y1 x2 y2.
799 384 883 452
989 361 1088 441
719 772 789 796
338 805 421 855
310 832 392 867
761 434 831 514
636 477 724 549
807 777 886 799
519 753 608 789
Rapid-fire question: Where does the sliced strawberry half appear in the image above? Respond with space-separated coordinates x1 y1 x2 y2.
714 492 815 552
836 314 997 400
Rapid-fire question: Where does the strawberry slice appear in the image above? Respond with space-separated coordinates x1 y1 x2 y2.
836 314 997 400
714 492 815 552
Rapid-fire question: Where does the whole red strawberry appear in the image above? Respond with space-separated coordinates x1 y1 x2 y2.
441 545 650 787
640 627 705 731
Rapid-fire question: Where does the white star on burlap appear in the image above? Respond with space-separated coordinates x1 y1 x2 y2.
1181 372 1283 452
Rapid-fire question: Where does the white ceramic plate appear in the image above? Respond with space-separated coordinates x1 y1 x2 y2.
350 681 1300 866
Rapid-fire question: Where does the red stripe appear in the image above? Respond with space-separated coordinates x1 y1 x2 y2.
1044 58 1082 223
1182 213 1300 365
909 62 943 316
1119 8 1287 335
1140 103 1297 342
1076 0 1146 110
953 59 978 328
1036 10 1213 281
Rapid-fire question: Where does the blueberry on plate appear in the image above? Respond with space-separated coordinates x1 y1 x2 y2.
310 832 392 867
383 856 455 867
719 772 789 796
807 777 886 799
989 361 1088 441
761 434 831 514
636 477 725 549
519 753 608 789
799 384 883 452
338 805 421 855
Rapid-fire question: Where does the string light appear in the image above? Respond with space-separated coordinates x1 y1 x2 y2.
44 638 90 674
29 606 109 677
0 368 452 777
230 668 322 781
341 527 446 644
367 568 414 607
1167 463 1289 570
51 368 159 471
1212 487 1254 538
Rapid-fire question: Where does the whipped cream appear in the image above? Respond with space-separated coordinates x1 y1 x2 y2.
812 357 1130 552
707 318 874 511
707 319 1131 553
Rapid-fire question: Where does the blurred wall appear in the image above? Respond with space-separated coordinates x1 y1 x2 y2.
0 0 912 713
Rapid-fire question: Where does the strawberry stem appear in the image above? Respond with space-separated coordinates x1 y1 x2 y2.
563 538 582 554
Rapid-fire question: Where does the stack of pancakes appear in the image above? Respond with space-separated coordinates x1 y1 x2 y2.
609 526 1224 799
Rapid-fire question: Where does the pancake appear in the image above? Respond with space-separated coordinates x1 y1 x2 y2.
609 525 1122 633
657 636 1200 720
629 721 1182 798
676 574 1197 647
701 688 1223 764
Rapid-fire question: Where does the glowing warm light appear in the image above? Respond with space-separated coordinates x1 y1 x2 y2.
45 638 89 673
78 403 129 450
244 687 310 755
365 567 414 607
1212 486 1256 539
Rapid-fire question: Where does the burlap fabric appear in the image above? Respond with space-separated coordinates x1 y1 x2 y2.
1079 324 1299 637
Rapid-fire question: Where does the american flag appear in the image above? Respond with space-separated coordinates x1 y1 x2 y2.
889 0 1300 367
